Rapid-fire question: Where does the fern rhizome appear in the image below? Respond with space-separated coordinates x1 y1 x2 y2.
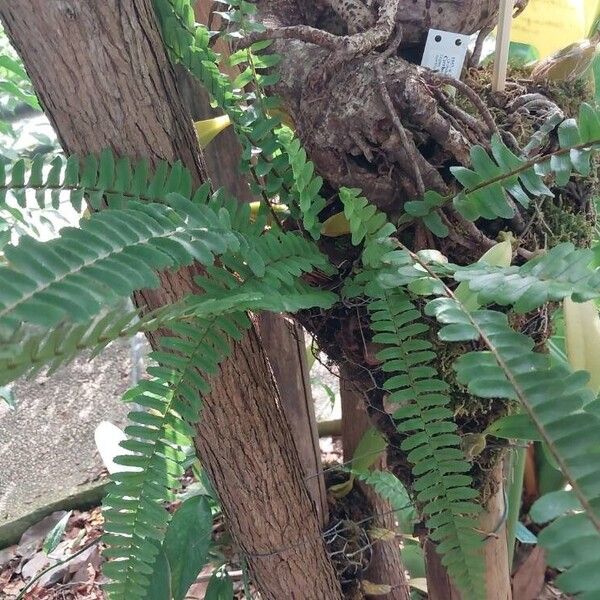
3 0 600 598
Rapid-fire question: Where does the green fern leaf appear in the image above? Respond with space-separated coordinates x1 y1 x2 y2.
103 314 248 599
369 288 485 598
153 0 328 237
0 196 240 330
423 292 600 598
453 242 600 312
338 189 485 596
405 102 600 231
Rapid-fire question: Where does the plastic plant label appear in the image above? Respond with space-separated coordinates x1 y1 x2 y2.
421 29 471 78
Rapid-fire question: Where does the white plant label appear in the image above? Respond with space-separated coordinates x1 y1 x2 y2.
421 29 471 79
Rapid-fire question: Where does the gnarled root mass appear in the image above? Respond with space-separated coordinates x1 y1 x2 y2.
247 0 593 593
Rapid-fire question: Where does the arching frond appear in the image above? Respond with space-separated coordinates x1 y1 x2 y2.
153 0 328 238
339 189 484 597
453 242 600 312
405 103 600 227
0 150 196 213
0 195 240 330
376 245 600 598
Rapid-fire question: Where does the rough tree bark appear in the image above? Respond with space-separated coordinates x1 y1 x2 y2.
0 2 341 598
340 366 410 600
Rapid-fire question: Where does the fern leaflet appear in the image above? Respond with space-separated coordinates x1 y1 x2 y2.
0 195 241 329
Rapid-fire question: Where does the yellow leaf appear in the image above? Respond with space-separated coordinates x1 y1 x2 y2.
409 578 428 593
248 201 289 223
328 478 354 498
360 581 393 595
460 433 487 460
531 39 598 82
563 297 600 393
321 212 351 237
193 114 231 149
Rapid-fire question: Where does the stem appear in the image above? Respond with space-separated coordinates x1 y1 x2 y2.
506 444 527 568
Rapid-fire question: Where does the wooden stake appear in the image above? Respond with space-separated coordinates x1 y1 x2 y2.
492 0 514 92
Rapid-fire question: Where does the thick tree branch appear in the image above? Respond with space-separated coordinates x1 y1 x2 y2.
0 2 342 598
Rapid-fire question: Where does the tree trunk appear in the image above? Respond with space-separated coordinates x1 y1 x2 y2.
340 367 410 600
177 2 328 520
258 314 328 523
0 2 341 598
424 462 512 600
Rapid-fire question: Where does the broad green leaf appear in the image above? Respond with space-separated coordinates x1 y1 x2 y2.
147 545 172 600
164 495 213 600
205 570 233 600
454 240 513 311
530 490 581 524
352 427 387 474
402 540 426 579
563 298 600 393
485 414 542 441
515 522 537 545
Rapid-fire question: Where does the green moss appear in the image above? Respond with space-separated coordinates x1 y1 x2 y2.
523 181 597 254
428 328 513 500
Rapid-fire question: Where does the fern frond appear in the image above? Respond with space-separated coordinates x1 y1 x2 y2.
337 189 485 595
197 230 337 312
369 288 485 598
339 187 396 266
100 226 337 598
0 195 240 330
427 298 600 597
0 290 267 385
353 469 416 531
277 132 326 237
0 228 336 384
453 242 600 312
102 313 248 599
153 0 328 238
0 150 196 213
405 102 600 228
374 244 600 597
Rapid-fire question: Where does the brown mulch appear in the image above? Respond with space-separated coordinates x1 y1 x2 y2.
0 508 104 599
